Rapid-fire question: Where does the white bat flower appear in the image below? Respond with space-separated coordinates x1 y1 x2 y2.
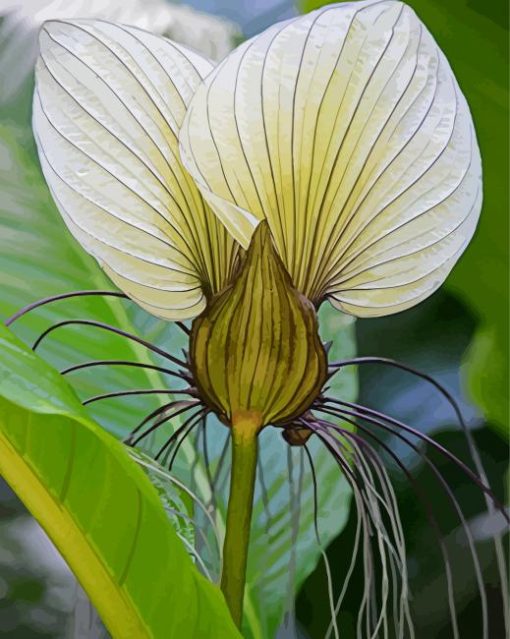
21 5 509 638
33 0 481 326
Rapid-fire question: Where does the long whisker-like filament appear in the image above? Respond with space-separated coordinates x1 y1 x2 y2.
61 359 189 383
319 398 509 520
125 400 183 444
128 400 200 448
82 388 193 407
4 290 128 327
307 420 412 638
341 431 414 639
300 416 365 638
324 501 363 639
302 442 340 639
165 409 209 470
321 429 394 638
302 426 374 632
351 443 394 638
316 409 466 639
154 408 206 463
329 354 509 621
32 319 188 369
342 429 413 638
329 357 476 446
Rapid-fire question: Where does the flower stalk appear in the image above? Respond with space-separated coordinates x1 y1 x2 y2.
220 412 261 628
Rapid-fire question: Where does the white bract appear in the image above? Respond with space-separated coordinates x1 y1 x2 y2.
33 0 482 320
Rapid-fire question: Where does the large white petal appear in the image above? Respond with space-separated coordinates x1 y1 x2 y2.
33 19 238 320
180 0 482 317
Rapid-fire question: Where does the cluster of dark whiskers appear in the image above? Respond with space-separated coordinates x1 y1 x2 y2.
5 289 509 637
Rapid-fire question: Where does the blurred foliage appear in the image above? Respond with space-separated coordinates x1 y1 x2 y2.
301 0 509 436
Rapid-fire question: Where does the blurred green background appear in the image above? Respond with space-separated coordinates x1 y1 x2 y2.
0 0 507 637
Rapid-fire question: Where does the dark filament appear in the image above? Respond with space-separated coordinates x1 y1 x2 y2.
154 408 205 463
128 400 200 448
61 359 189 383
32 318 188 369
6 289 190 340
82 388 193 407
4 290 128 327
318 397 508 521
165 409 209 470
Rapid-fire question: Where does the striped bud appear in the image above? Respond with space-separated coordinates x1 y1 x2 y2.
190 221 327 429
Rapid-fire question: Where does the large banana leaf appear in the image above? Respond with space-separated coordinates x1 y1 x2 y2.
0 323 240 639
0 118 356 637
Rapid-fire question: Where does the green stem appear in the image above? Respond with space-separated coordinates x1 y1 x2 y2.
221 413 260 628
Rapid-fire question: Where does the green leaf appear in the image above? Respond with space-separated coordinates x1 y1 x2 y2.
0 323 240 639
301 0 508 438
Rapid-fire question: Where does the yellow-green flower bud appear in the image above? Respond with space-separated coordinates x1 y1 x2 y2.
190 221 327 430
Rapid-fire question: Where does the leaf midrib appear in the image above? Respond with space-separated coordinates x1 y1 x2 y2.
0 426 149 639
